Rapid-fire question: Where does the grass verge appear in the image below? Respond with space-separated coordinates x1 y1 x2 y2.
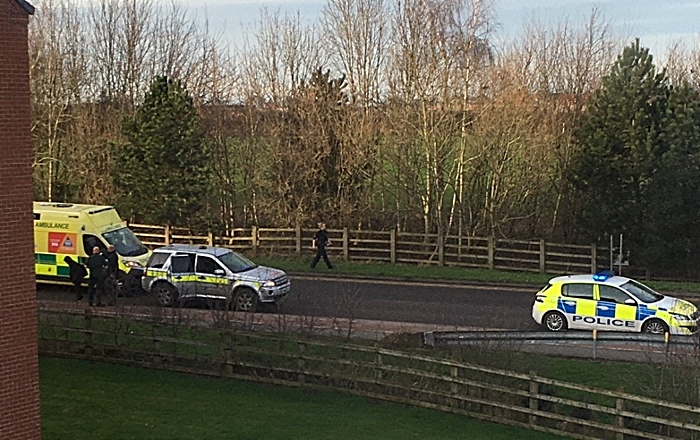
40 356 568 440
254 256 700 296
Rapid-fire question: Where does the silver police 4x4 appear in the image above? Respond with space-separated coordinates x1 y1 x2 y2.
141 244 291 312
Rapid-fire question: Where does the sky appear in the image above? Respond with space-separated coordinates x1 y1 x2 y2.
33 0 700 61
167 0 700 60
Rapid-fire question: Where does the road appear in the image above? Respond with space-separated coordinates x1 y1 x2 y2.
279 275 539 330
37 274 541 330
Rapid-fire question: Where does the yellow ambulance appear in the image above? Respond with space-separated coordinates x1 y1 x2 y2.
33 202 151 293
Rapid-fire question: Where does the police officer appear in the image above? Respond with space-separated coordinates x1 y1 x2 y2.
86 246 108 306
311 222 333 269
104 244 119 305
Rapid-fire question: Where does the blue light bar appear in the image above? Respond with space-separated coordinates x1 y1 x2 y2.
593 270 614 281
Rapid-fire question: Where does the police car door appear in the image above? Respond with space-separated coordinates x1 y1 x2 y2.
560 283 597 330
194 255 230 301
597 285 638 332
168 253 196 299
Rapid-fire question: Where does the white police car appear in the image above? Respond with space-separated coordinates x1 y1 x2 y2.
532 271 699 335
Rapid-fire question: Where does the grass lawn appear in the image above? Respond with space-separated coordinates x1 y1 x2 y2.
255 256 700 296
40 357 568 440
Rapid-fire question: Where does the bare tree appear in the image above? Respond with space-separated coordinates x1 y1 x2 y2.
320 0 387 105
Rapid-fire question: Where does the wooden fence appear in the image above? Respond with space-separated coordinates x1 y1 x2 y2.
130 224 604 275
39 309 700 440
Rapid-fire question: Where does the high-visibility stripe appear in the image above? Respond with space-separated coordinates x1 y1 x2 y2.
576 301 596 317
614 304 637 321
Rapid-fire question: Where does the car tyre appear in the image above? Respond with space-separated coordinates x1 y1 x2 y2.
543 311 567 332
642 319 669 335
153 282 178 307
232 287 258 312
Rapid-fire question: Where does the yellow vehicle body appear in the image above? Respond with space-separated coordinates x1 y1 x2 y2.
33 202 151 287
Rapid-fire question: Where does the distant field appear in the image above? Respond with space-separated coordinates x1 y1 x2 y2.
40 357 567 440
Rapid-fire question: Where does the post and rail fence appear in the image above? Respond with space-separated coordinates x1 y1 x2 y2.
129 224 607 276
39 309 700 440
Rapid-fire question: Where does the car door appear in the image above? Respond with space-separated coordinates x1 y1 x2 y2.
559 283 596 330
597 285 639 332
194 254 230 300
168 253 196 299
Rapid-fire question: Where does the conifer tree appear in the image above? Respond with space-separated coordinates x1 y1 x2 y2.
571 40 700 272
116 76 213 229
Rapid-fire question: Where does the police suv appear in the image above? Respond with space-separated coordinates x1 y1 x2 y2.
141 244 291 312
532 271 699 335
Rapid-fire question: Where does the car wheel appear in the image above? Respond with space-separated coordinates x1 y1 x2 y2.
642 319 669 335
153 282 177 307
543 311 567 332
232 287 258 312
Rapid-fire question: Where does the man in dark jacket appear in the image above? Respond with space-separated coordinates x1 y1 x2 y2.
103 244 119 305
311 222 333 269
86 246 108 306
64 255 87 301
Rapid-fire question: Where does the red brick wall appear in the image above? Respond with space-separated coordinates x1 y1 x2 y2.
0 1 41 439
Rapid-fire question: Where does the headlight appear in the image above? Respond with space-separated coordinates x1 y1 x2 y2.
263 280 276 287
670 312 690 321
124 260 143 269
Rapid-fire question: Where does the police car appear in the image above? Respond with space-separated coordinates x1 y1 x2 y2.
141 244 291 312
532 271 700 335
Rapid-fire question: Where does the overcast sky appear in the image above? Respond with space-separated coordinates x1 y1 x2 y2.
38 0 700 61
174 0 699 60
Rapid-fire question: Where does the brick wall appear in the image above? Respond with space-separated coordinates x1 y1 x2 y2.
0 1 41 439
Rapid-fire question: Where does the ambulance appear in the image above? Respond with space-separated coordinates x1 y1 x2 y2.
33 202 151 293
532 271 700 335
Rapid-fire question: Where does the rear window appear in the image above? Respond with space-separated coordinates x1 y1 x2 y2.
562 283 594 300
147 252 170 269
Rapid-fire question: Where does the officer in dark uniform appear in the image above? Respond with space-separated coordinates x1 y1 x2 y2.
63 255 87 301
104 245 119 305
311 222 333 269
86 246 108 306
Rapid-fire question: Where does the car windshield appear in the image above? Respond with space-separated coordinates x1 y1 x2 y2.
218 250 257 273
102 227 149 257
620 280 664 303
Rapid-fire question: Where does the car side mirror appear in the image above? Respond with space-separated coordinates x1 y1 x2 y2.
624 298 636 305
214 269 225 275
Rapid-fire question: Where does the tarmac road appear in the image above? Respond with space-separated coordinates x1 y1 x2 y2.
36 274 700 333
36 274 541 331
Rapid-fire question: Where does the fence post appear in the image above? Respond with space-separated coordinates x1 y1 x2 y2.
438 226 444 266
539 240 546 274
297 342 306 385
295 225 302 257
375 352 383 382
342 227 349 262
487 236 495 270
164 224 171 245
591 243 597 273
390 228 396 264
207 231 214 247
528 371 539 426
84 309 93 356
252 226 258 255
450 366 459 395
615 392 625 440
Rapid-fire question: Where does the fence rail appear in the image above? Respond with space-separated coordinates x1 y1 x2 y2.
129 224 605 275
39 310 700 440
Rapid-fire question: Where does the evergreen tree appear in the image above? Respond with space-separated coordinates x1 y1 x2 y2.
569 40 667 262
570 40 700 274
115 76 213 229
642 83 700 273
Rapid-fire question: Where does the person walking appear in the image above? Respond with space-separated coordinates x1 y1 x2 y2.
86 246 108 306
64 255 87 301
104 244 119 305
311 222 333 269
